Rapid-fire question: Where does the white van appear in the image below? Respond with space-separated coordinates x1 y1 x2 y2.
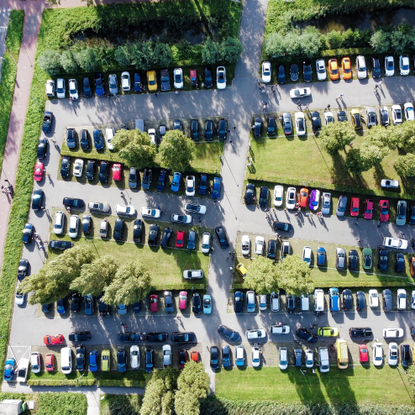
61 347 72 375
300 293 310 311
318 347 329 373
106 127 115 150
314 289 324 312
135 119 144 133
356 55 367 79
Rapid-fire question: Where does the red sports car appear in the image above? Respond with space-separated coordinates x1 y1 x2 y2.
43 334 64 346
298 188 309 208
34 161 44 182
112 163 122 181
359 344 369 363
45 353 55 371
175 230 185 248
379 200 389 222
363 199 373 220
149 294 158 312
350 197 360 217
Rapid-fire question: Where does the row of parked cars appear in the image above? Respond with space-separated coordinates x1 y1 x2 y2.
261 54 415 84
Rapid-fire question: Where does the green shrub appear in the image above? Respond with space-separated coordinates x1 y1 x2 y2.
220 37 243 63
201 39 222 64
327 30 343 49
37 50 62 75
153 43 173 67
60 50 78 73
73 47 99 72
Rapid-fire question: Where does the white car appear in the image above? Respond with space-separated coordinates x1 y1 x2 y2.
216 66 226 90
201 232 211 254
45 79 55 97
309 189 320 211
30 352 41 374
54 210 65 235
246 329 266 340
324 112 334 124
294 112 306 136
397 289 407 310
399 54 410 76
130 345 140 369
368 289 379 308
384 56 394 76
173 68 183 89
106 127 115 150
141 207 161 219
185 175 196 197
116 204 136 217
270 324 290 335
383 328 404 338
382 237 408 250
316 59 326 81
255 236 265 255
171 214 192 224
15 286 24 306
302 246 312 267
404 102 415 121
162 344 172 367
321 192 331 215
356 55 367 79
290 88 311 99
121 71 131 91
241 234 250 256
148 128 157 145
56 78 66 99
279 347 288 370
319 347 330 373
262 61 272 83
273 185 284 207
305 349 314 368
251 346 261 367
73 159 84 177
68 79 79 100
392 105 403 125
16 358 29 383
270 291 279 312
388 342 399 366
184 203 206 215
411 290 415 310
372 343 383 366
286 187 297 209
68 215 80 238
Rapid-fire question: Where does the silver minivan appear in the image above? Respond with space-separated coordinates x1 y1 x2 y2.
270 291 279 312
54 211 65 235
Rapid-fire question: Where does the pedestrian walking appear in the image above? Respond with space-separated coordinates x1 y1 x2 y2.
297 100 301 106
155 92 158 97
271 85 275 93
51 136 56 144
327 104 330 109
226 256 229 260
120 191 124 196
374 84 379 90
120 322 124 326
4 179 9 184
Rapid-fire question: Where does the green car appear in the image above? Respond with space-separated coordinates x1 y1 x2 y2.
362 247 372 270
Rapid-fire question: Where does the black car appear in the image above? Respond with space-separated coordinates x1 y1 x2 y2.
99 161 109 183
171 332 196 343
337 110 347 122
71 293 81 313
395 252 405 272
63 197 84 209
290 63 299 82
142 168 152 190
133 301 141 313
160 227 173 248
379 107 389 127
179 349 189 369
342 289 353 310
286 294 296 313
156 170 166 191
277 64 286 84
204 120 214 141
17 259 29 281
187 230 196 250
215 226 229 249
146 332 168 342
253 117 262 138
69 331 91 342
267 239 277 259
348 249 359 271
128 167 138 189
49 240 73 250
371 57 381 79
349 327 373 337
311 111 321 134
244 183 256 204
378 249 389 271
37 137 48 159
99 297 110 316
204 67 213 88
192 292 201 314
80 129 90 150
217 324 241 342
401 344 412 368
61 156 71 178
42 303 51 313
259 186 269 208
66 127 77 149
42 111 53 133
82 215 92 235
133 219 144 243
76 346 86 371
296 328 318 343
267 117 276 136
32 189 44 210
83 77 92 98
356 291 365 311
272 222 293 233
408 205 415 225
148 224 159 246
118 332 140 343
234 291 243 314
210 346 219 370
117 347 127 373
85 160 95 181
218 118 228 140
303 61 313 82
222 345 231 368
22 223 34 244
164 291 174 313
113 218 124 241
160 69 171 91
190 119 199 141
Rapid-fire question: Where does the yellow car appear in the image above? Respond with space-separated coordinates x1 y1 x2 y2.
342 57 352 80
318 327 339 337
101 349 110 371
147 70 157 92
236 263 248 278
351 109 362 130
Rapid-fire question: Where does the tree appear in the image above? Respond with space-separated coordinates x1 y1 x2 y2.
112 129 156 169
276 255 314 297
102 260 151 305
264 33 285 58
344 148 366 174
37 50 62 76
60 50 78 74
366 125 396 149
394 154 415 177
153 43 173 67
130 42 154 71
220 37 243 63
393 121 415 152
319 122 355 155
359 141 389 167
326 30 343 49
73 47 99 72
300 27 321 58
245 256 278 293
174 391 200 415
177 361 209 400
390 29 410 55
283 31 302 56
370 30 390 53
70 255 118 296
114 45 131 67
159 130 195 171
20 244 95 304
201 39 221 64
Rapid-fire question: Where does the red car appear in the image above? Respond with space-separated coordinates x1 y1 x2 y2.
179 291 187 310
45 353 55 371
363 199 373 220
190 69 198 88
298 188 309 208
178 349 189 369
350 197 360 217
191 350 199 362
379 200 389 222
43 334 64 346
149 294 158 312
175 230 185 248
34 161 44 182
359 344 369 363
112 163 122 181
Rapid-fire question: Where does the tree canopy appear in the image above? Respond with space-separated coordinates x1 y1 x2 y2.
159 130 195 172
245 256 278 293
319 122 355 155
394 154 415 178
277 255 315 296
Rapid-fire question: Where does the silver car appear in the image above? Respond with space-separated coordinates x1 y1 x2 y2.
336 248 346 269
54 211 65 235
201 232 211 254
321 192 331 215
336 195 347 217
109 74 118 95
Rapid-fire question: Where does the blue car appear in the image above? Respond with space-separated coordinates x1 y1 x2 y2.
94 73 105 96
56 298 66 314
222 345 231 368
329 287 340 312
187 230 196 250
145 349 153 373
4 358 15 381
203 294 212 315
212 177 221 199
157 170 166 191
171 172 182 192
117 348 127 373
235 345 245 367
93 129 104 151
317 247 326 267
134 73 142 92
199 174 208 195
89 351 98 372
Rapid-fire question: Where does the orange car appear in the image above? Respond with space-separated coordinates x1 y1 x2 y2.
43 334 64 346
342 57 352 80
328 59 339 81
298 188 309 208
191 351 199 362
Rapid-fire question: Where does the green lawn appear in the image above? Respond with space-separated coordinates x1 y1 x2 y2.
216 366 413 405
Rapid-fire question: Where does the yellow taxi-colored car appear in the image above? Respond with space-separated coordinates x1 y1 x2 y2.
101 349 110 371
317 327 339 337
351 109 362 130
147 70 157 92
236 263 248 278
328 58 339 81
342 57 352 80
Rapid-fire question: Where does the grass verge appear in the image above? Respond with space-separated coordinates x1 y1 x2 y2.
101 394 142 415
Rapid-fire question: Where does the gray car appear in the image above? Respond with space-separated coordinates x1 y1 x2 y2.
336 247 346 269
247 290 255 313
282 112 292 135
366 107 377 128
164 291 174 313
336 195 347 217
88 201 111 214
396 200 407 226
109 74 118 95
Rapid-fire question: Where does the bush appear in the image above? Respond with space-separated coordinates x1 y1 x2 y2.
327 30 343 49
73 47 99 72
301 27 321 58
60 50 78 73
153 43 173 67
202 39 222 64
370 30 390 53
221 37 243 63
394 154 415 177
114 45 131 67
37 50 62 75
264 33 285 58
283 31 302 56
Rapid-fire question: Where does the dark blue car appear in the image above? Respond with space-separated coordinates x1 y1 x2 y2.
89 351 98 372
199 174 208 195
134 73 142 92
93 129 104 151
212 177 221 199
156 170 166 191
95 73 105 96
317 247 326 267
